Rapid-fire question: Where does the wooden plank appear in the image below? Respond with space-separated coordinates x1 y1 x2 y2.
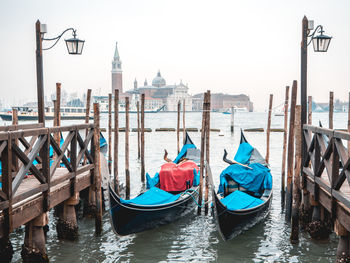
114 89 119 193
0 123 43 132
76 130 94 166
334 130 350 141
12 184 48 204
12 134 47 194
49 132 74 176
11 143 46 184
77 131 94 164
0 200 9 211
11 128 48 139
0 140 7 156
141 93 145 182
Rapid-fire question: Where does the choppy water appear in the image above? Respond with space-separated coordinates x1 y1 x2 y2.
3 111 346 262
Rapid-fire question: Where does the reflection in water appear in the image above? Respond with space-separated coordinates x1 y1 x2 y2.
3 112 343 262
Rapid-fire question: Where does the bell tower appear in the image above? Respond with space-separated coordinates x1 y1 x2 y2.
112 42 123 94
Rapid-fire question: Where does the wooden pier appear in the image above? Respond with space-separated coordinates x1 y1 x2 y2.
0 122 102 262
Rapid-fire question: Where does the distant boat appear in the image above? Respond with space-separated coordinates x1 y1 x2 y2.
0 106 93 121
222 111 231 115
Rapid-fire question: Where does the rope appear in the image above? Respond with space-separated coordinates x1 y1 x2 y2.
180 189 211 208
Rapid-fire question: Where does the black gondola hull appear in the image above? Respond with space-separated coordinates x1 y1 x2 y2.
212 189 272 240
109 184 199 236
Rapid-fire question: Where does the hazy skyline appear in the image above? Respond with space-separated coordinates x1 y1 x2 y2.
0 0 349 111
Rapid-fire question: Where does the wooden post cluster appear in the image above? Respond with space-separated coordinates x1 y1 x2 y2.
198 91 211 215
285 80 297 221
125 97 130 199
114 89 119 193
141 93 145 182
281 86 289 204
108 93 112 174
265 94 273 164
348 93 350 154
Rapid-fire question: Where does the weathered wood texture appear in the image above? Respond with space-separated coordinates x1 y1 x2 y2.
108 93 112 174
281 86 290 202
265 94 273 163
0 123 96 238
141 93 145 182
204 91 211 215
308 95 312 125
125 97 130 199
286 81 297 221
329 91 334 130
114 89 119 193
302 123 350 232
177 101 180 154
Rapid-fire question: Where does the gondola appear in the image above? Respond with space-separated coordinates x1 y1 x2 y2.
109 132 201 236
209 131 273 240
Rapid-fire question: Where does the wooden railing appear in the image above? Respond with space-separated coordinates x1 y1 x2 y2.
303 124 350 230
0 123 96 236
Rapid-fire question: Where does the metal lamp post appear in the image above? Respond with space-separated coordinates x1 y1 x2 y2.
35 20 85 125
300 16 332 187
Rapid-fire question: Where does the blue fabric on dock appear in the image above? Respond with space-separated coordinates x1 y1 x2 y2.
218 163 272 196
221 190 264 210
233 142 254 165
173 144 196 164
120 187 180 205
146 172 159 189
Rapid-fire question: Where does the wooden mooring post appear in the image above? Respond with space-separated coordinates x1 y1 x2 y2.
114 89 119 194
281 86 289 204
285 81 297 221
308 95 312 125
137 101 140 159
329 91 334 129
183 99 186 144
83 89 95 217
265 94 273 163
93 103 103 235
108 93 112 174
177 101 180 154
204 91 211 215
230 107 234 133
291 105 301 243
198 92 208 215
125 97 130 199
141 93 145 182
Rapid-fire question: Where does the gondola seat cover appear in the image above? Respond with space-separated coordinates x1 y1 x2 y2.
218 163 272 196
120 187 180 205
221 190 264 210
159 161 199 192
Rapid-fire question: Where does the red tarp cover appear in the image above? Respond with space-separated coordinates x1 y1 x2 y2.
159 161 199 192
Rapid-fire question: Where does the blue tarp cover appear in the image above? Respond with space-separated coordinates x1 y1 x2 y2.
233 142 253 165
120 187 180 205
221 190 264 210
218 141 272 196
218 163 272 196
174 144 196 164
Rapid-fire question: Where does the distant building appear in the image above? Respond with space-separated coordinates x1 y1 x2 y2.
111 42 123 94
192 93 253 112
126 71 193 111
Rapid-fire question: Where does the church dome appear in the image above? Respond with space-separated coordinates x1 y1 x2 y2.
152 71 166 88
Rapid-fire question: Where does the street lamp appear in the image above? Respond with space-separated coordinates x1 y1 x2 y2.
35 20 85 125
300 16 332 186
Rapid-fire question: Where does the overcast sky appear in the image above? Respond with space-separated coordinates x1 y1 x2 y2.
0 0 349 111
